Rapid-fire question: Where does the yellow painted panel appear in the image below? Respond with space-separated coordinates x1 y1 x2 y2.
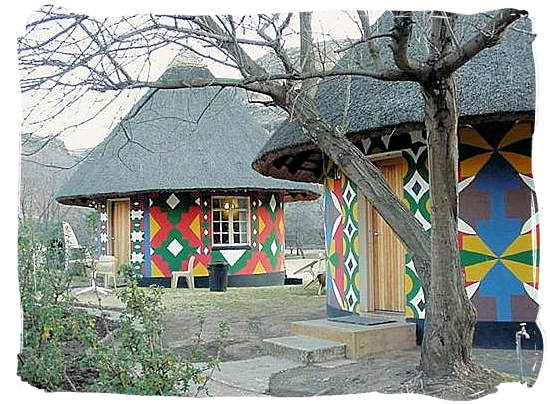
404 272 413 295
462 235 496 257
460 127 493 150
352 200 359 219
464 260 497 283
151 261 164 277
258 216 266 234
353 235 360 254
190 215 201 240
278 215 285 236
500 152 532 175
502 233 534 257
501 259 537 283
193 261 208 277
150 214 160 239
253 260 267 274
498 122 533 148
460 153 493 178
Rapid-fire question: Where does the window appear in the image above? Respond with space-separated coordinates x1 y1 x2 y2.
212 197 250 246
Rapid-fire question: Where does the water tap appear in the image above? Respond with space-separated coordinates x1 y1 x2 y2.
516 323 530 383
517 323 530 340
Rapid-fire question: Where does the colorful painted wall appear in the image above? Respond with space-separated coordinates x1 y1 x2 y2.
458 121 538 322
324 161 361 313
324 120 539 322
96 191 286 283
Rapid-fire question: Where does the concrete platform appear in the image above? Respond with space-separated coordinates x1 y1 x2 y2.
291 318 416 360
207 355 301 394
263 335 346 364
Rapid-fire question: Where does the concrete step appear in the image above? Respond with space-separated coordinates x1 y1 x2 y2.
291 318 416 360
263 335 346 364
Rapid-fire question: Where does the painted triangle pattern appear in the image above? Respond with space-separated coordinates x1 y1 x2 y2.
324 161 360 313
146 192 209 278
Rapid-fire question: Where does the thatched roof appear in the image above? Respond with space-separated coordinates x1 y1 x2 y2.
253 11 536 183
57 64 319 206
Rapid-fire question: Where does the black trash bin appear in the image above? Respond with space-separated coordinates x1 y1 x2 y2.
207 262 229 292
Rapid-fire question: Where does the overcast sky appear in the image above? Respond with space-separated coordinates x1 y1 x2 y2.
21 10 382 151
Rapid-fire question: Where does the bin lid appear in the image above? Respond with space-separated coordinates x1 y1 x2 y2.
208 261 229 269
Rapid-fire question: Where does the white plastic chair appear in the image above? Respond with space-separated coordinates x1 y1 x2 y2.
76 255 117 295
171 255 195 289
96 255 118 289
62 221 94 269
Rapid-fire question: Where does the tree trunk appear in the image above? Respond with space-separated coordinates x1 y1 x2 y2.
279 91 432 285
419 74 477 377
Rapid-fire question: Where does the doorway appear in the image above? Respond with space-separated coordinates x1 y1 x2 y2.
366 157 407 313
107 199 130 267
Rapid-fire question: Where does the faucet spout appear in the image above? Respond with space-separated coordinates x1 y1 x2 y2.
517 323 530 340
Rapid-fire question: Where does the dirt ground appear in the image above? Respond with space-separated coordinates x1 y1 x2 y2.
267 347 543 398
75 284 543 398
75 284 326 361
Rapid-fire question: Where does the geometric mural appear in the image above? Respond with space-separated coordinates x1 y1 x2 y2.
458 121 539 321
130 197 146 276
328 120 539 323
96 191 287 282
402 135 430 319
147 192 209 278
324 161 361 313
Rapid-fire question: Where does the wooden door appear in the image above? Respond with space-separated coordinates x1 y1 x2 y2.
109 200 130 267
370 158 407 312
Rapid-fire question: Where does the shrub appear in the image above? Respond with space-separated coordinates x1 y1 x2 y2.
83 266 226 395
17 222 80 390
18 222 227 396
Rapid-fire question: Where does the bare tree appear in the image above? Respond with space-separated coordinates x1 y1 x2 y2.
18 6 528 383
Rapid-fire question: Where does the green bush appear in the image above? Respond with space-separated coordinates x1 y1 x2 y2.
18 222 227 396
17 222 79 390
83 266 226 395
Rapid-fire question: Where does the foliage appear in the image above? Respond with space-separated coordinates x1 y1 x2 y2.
82 265 227 395
18 223 227 395
17 221 80 390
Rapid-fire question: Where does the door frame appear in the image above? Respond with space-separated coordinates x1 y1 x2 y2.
106 198 131 264
358 154 407 315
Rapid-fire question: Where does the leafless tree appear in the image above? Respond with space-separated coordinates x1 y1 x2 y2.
18 6 529 383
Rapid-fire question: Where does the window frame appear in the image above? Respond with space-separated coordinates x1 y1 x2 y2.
211 195 251 248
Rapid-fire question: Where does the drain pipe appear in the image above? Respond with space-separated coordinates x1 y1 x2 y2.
516 322 530 383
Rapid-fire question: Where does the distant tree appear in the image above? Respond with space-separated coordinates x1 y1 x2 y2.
19 134 91 243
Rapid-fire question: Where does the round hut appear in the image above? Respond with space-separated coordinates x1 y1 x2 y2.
57 61 318 288
253 12 539 346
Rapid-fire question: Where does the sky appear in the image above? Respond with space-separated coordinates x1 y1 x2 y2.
21 9 383 151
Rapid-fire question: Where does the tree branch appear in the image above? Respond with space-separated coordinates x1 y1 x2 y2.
110 66 417 96
389 11 429 80
436 8 528 75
